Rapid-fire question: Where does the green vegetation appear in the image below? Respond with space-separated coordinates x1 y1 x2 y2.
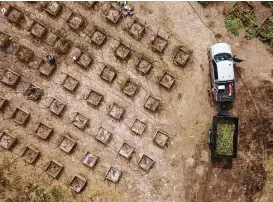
117 76 129 90
225 9 260 37
34 188 52 202
40 193 52 202
198 1 209 8
241 13 260 27
245 27 259 40
261 1 273 8
259 16 273 41
225 3 273 44
225 15 243 36
50 186 63 202
216 120 235 156
27 186 63 202
157 59 169 71
5 184 64 202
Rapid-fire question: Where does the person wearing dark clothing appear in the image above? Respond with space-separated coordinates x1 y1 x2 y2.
48 55 56 65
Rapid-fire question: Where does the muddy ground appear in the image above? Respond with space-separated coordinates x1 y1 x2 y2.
0 2 272 202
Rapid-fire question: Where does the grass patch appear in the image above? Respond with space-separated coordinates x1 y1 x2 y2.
157 59 169 71
35 188 52 202
50 186 63 202
40 193 52 202
216 120 235 155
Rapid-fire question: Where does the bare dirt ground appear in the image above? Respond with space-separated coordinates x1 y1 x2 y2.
0 2 272 202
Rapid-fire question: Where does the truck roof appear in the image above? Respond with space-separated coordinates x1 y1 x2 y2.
210 43 232 56
217 60 235 81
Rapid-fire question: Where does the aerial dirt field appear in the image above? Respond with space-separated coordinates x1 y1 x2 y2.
0 2 272 202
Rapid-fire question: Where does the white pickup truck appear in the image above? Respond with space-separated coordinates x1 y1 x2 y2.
208 43 236 102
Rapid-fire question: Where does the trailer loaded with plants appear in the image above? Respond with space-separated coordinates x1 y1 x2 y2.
209 115 239 160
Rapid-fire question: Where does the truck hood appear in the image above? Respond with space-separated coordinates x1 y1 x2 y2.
210 43 232 56
217 60 234 81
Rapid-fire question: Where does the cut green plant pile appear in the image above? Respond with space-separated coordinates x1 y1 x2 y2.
258 16 273 41
225 2 262 38
233 2 254 19
225 15 243 36
261 1 273 8
225 2 273 44
216 120 235 155
245 27 259 40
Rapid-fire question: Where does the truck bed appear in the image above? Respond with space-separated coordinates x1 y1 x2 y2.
214 81 235 102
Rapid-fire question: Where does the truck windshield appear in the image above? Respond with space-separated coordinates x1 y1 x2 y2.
214 53 232 62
